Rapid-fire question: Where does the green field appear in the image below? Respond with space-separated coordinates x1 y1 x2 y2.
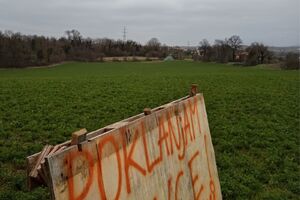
0 61 299 199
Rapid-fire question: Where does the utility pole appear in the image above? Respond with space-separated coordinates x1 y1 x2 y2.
123 26 127 42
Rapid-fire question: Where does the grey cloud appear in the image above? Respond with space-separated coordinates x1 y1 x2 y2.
0 0 299 46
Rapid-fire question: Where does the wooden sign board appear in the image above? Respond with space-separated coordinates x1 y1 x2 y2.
44 94 222 200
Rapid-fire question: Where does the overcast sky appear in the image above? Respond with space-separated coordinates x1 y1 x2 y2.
0 0 299 46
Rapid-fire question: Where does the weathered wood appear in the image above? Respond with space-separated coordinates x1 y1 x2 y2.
37 165 47 185
27 152 41 190
48 145 60 156
29 145 53 179
27 144 71 190
44 94 222 200
71 128 87 145
54 146 66 154
143 108 152 115
190 83 198 96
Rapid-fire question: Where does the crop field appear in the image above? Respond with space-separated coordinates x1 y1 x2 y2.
0 61 299 199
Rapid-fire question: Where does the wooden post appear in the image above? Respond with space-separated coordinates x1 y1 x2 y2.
190 84 198 96
71 128 87 151
143 108 152 115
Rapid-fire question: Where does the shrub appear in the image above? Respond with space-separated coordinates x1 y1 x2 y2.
281 52 299 70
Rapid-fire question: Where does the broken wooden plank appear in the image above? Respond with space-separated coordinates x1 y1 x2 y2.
48 145 60 156
29 145 53 179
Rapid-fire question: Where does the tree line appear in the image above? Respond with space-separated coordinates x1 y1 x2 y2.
0 30 298 69
194 35 273 65
193 35 299 69
0 30 183 68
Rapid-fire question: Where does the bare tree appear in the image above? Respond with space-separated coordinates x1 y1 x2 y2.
213 39 232 63
199 39 212 61
227 35 243 61
147 38 161 49
65 30 81 41
246 42 271 65
145 38 163 57
65 29 82 47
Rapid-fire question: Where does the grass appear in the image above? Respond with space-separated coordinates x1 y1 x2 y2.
0 61 299 199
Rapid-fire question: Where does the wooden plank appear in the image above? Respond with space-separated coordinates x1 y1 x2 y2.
45 94 222 200
39 144 61 186
29 145 53 179
48 145 61 156
27 152 41 189
37 165 47 185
